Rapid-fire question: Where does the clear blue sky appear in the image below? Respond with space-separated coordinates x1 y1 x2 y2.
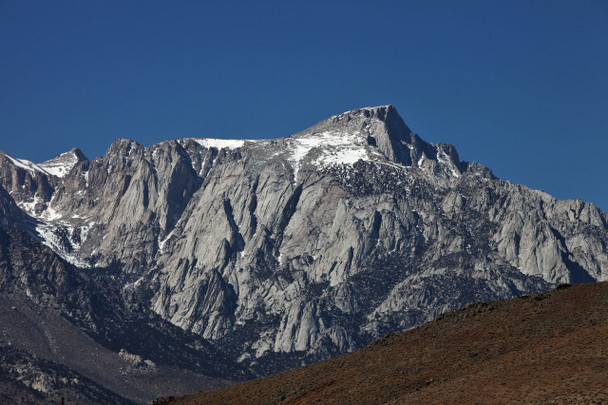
1 1 607 210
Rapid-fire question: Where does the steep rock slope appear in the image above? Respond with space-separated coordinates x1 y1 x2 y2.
156 282 608 405
1 105 607 374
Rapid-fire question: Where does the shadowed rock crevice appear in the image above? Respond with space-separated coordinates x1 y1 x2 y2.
248 177 259 237
223 199 245 254
274 184 303 254
365 211 382 254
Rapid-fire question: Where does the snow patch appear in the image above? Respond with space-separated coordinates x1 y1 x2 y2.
158 230 174 252
17 191 94 267
5 155 48 175
40 205 62 221
17 197 40 214
38 151 80 178
193 138 247 149
437 149 460 177
289 131 369 179
35 221 92 268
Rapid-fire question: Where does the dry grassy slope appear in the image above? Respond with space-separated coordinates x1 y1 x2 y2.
157 282 608 405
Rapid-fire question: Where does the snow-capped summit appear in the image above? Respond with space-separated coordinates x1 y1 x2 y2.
38 147 87 178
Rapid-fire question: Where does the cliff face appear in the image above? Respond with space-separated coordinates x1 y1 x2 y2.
1 105 607 374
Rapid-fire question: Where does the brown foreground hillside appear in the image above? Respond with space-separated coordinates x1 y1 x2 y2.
156 282 608 405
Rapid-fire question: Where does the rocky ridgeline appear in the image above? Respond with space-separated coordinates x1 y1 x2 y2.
1 105 607 379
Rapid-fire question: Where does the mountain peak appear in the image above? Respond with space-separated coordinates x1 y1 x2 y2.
327 104 402 126
69 147 88 162
38 147 88 178
340 104 398 120
272 104 465 179
300 104 416 167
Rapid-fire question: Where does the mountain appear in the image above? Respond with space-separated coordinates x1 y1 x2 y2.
155 282 608 405
1 104 607 381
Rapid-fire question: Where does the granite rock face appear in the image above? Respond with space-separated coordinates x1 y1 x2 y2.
1 105 607 374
